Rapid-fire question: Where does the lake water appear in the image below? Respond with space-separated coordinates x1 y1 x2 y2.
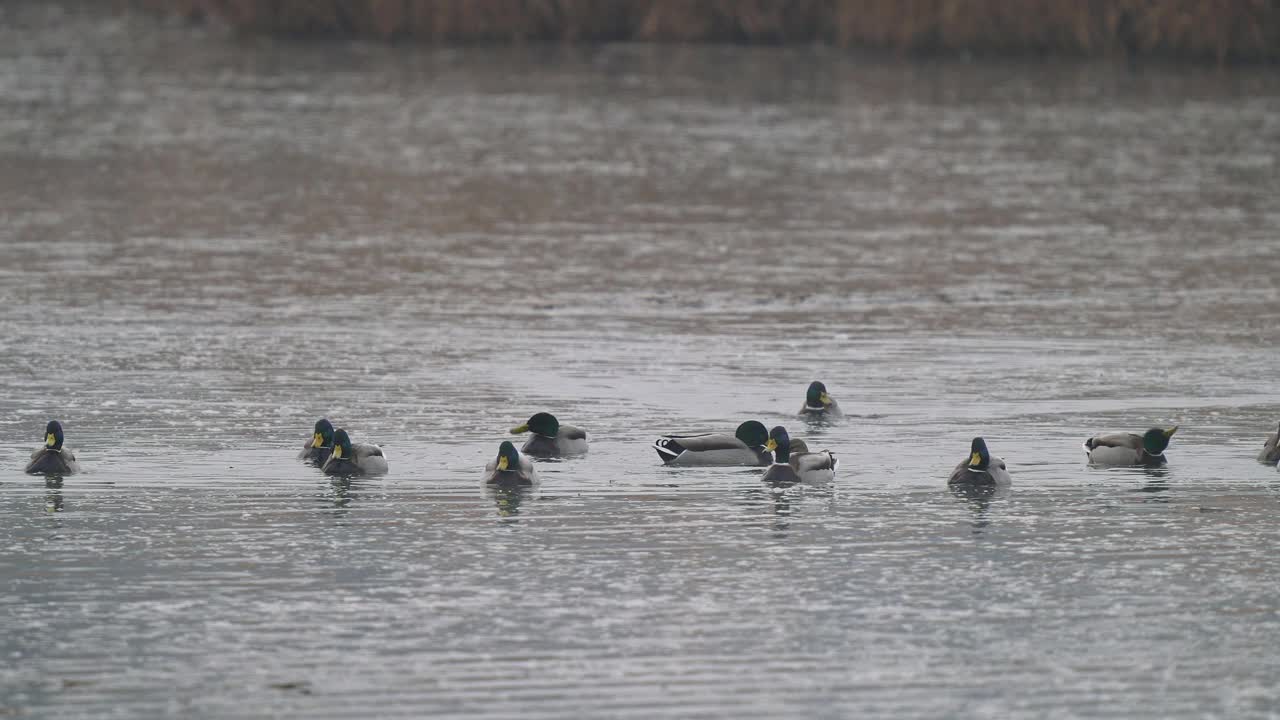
3 3 1280 718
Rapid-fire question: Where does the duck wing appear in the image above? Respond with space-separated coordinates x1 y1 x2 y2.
1085 433 1143 450
789 450 837 482
657 432 744 454
762 463 802 486
791 451 836 473
560 425 588 441
337 443 387 475
555 426 589 455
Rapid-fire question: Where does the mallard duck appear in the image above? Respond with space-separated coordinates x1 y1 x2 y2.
483 440 539 486
321 428 388 476
510 412 588 458
654 420 776 466
1258 422 1280 465
948 437 1011 485
298 418 335 465
25 420 80 475
1084 426 1177 466
797 381 843 420
761 425 836 485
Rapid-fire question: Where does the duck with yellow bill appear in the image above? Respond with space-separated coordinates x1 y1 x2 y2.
510 412 588 458
761 425 836 485
321 428 388 476
484 441 539 486
298 418 335 465
948 437 1011 485
798 381 843 420
25 420 80 475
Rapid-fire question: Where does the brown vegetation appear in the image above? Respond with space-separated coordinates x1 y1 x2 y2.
145 0 1280 61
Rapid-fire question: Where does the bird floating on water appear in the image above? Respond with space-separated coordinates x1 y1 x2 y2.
798 381 843 421
1084 427 1177 467
948 437 1011 485
654 420 784 467
483 440 539 486
298 418 335 466
510 412 588 458
761 425 836 485
25 420 80 475
321 428 388 476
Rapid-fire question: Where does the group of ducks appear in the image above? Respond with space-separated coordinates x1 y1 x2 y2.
23 381 1280 486
293 411 590 482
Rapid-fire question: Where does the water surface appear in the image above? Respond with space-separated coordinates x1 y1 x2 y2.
3 3 1280 718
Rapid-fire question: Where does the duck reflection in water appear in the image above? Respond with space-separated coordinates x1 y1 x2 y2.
1132 466 1172 502
320 476 365 519
486 483 532 518
739 484 803 535
948 482 1010 534
44 475 66 513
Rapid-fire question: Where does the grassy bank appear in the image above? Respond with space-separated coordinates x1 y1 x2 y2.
147 1 1280 61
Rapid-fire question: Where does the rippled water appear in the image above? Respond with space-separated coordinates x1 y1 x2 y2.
3 3 1280 718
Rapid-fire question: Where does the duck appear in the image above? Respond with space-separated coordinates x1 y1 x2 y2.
654 420 777 466
298 418 335 465
510 412 588 458
1258 422 1280 465
948 437 1011 485
797 381 843 420
320 428 388 476
1084 426 1177 466
761 425 837 485
25 420 80 475
483 440 539 486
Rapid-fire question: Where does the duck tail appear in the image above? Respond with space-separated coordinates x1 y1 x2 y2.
653 438 685 464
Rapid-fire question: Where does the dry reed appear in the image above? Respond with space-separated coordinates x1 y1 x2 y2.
143 0 1280 61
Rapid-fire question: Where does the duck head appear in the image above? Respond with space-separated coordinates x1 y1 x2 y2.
734 420 769 449
44 420 65 451
330 429 354 461
765 426 792 464
495 441 521 471
805 381 832 410
312 418 335 449
967 437 992 471
511 412 559 438
1142 426 1177 456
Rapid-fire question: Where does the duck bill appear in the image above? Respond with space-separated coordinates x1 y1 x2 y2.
969 451 982 467
332 446 344 460
312 433 324 448
765 439 778 452
820 392 832 406
510 424 529 434
497 456 509 471
45 433 56 448
1164 426 1179 439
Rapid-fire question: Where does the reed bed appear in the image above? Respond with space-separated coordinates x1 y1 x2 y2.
147 0 1280 61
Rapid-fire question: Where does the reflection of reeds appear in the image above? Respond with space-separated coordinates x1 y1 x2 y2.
148 1 1280 61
